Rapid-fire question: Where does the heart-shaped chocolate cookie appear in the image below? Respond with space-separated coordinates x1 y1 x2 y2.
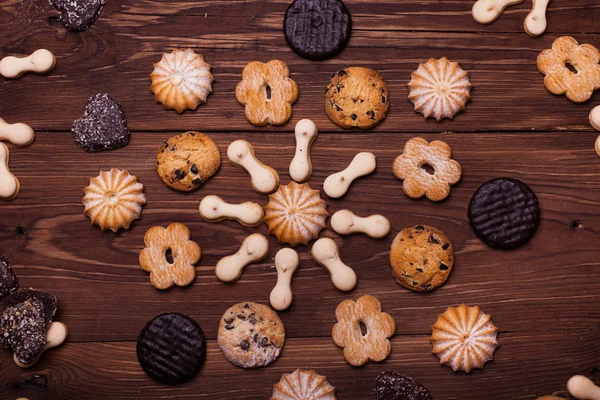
0 298 47 364
49 0 105 31
0 255 17 299
4 288 58 329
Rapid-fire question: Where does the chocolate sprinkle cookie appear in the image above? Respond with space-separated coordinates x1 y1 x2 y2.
468 178 540 250
137 313 206 384
50 0 105 31
373 371 432 400
0 255 17 299
284 0 352 61
4 288 58 330
72 93 130 153
0 298 47 365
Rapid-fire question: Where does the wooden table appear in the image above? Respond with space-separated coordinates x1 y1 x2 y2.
1 0 599 398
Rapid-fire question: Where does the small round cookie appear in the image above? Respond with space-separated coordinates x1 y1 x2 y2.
389 225 454 293
217 302 285 369
156 132 221 192
325 67 389 129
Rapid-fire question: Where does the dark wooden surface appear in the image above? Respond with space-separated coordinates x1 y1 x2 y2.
1 1 600 399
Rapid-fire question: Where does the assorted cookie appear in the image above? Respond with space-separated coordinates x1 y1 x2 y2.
269 248 300 311
215 233 270 283
323 152 376 198
0 49 56 79
330 209 390 239
49 0 105 31
270 369 336 400
228 139 279 194
199 195 264 227
472 0 550 37
0 143 20 200
373 371 432 400
0 117 35 147
289 119 318 183
311 238 357 292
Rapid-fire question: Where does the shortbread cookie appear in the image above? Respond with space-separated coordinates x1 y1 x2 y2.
472 0 524 24
373 371 432 400
50 0 105 31
392 137 462 202
156 132 221 192
408 58 472 121
271 369 336 400
284 0 352 61
332 295 395 366
0 117 35 147
390 225 454 293
430 304 499 373
72 93 130 152
218 302 285 369
264 182 328 247
0 255 17 299
235 60 299 126
227 140 279 194
150 49 214 113
139 223 201 290
199 195 264 227
538 36 600 103
82 168 146 232
325 67 389 129
0 143 20 200
270 248 300 311
0 49 56 79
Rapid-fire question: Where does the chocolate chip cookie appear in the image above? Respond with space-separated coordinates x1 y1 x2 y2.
217 302 285 369
389 225 454 292
156 132 221 192
325 67 389 129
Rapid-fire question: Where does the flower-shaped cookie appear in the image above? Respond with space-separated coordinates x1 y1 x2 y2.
139 223 201 290
537 36 600 103
332 295 396 367
235 60 299 126
392 137 461 202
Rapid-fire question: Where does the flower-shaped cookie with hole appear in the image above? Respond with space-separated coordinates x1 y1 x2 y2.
235 60 299 126
332 295 396 366
537 36 600 103
139 223 201 290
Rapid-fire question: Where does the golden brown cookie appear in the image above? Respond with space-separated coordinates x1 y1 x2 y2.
537 36 600 103
332 295 396 367
392 137 462 202
218 302 285 369
82 168 146 232
325 67 389 129
389 225 454 293
270 369 336 400
156 132 221 192
235 60 299 126
139 223 201 290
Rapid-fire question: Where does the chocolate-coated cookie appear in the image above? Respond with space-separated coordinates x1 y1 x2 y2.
72 93 130 152
0 298 47 365
50 0 105 31
325 67 389 129
373 371 432 400
284 0 352 61
156 132 221 192
468 178 540 250
137 313 206 384
4 288 58 330
0 255 17 299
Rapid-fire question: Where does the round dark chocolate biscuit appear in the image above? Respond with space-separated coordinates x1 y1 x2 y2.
468 178 540 250
389 225 454 293
137 313 206 384
373 371 432 400
284 0 352 61
50 0 105 31
0 298 47 365
0 255 17 299
156 132 221 192
72 93 130 152
4 288 58 330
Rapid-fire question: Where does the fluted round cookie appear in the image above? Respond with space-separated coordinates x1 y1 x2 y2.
218 302 285 369
156 132 221 192
270 369 336 400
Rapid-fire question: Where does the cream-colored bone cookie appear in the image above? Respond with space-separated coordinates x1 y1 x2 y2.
14 321 68 368
269 248 299 311
0 49 56 79
0 118 34 147
227 140 279 194
311 238 357 291
568 375 600 400
199 195 264 227
330 209 390 239
0 143 19 200
323 152 376 199
215 233 270 282
524 0 550 37
472 0 524 24
590 106 600 131
289 119 318 183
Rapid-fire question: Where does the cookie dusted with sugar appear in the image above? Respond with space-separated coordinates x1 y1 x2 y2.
270 369 336 400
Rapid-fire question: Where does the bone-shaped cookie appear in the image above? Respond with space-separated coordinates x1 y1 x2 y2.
199 195 264 227
269 248 299 311
568 375 600 400
14 321 68 368
215 233 270 282
0 49 56 79
0 117 35 147
0 143 19 200
323 152 376 199
331 209 391 239
311 238 357 291
289 119 318 183
472 0 524 24
227 140 279 194
524 0 550 37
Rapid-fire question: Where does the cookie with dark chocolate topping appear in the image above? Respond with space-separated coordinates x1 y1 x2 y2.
0 298 47 365
4 288 58 330
373 371 432 400
50 0 105 31
0 255 17 299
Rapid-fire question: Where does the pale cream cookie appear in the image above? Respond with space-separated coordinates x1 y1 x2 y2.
0 117 34 147
199 195 264 227
472 0 524 24
228 140 279 194
323 152 376 199
311 238 356 291
215 233 270 283
524 0 550 37
289 119 318 183
269 248 299 311
330 209 390 239
0 143 19 200
0 49 56 79
567 375 600 400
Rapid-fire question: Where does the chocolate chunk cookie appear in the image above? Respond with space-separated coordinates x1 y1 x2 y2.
468 178 540 250
325 67 389 129
373 371 432 400
0 255 17 299
137 313 206 384
218 302 285 369
390 225 454 292
50 0 105 31
72 93 130 152
0 298 47 365
284 0 352 61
